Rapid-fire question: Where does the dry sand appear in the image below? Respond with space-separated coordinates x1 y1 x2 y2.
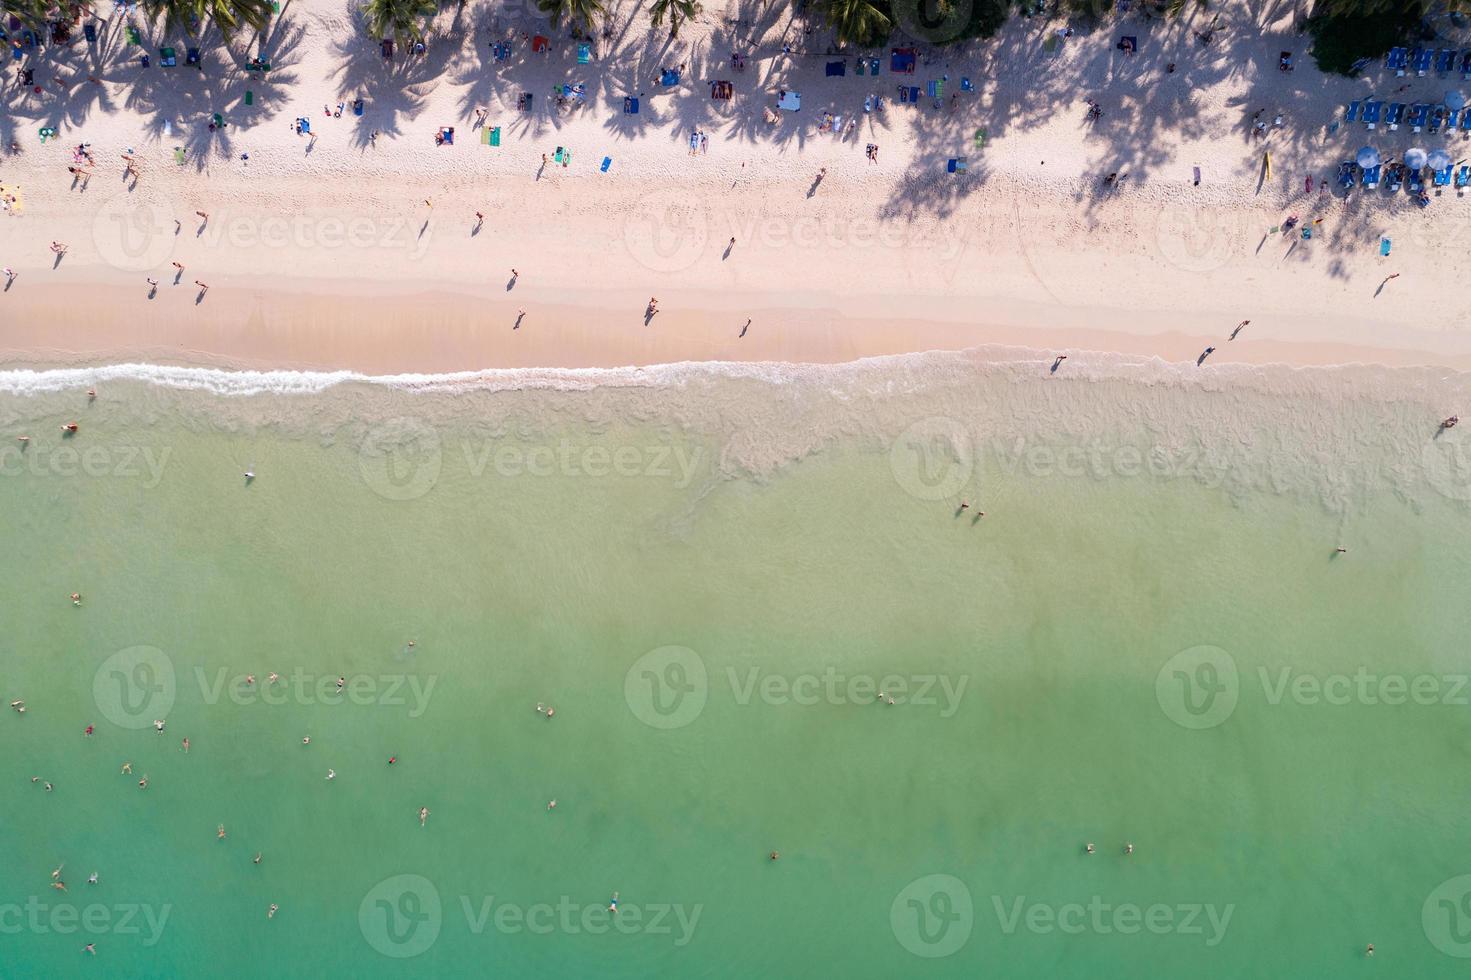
2 0 1470 373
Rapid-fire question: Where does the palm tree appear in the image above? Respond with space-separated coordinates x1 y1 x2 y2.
360 0 438 44
1 0 53 30
144 0 276 39
812 0 890 47
649 0 701 38
535 0 605 35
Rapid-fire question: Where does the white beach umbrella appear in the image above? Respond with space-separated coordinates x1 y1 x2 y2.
1446 90 1468 109
1356 146 1381 168
1404 147 1428 170
1428 148 1453 170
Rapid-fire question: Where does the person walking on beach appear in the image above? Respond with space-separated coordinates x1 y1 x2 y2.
50 242 68 254
3 267 14 284
195 280 209 295
195 211 209 223
1230 320 1249 340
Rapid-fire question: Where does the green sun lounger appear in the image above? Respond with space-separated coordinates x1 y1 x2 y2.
482 126 500 146
160 47 177 67
974 127 987 149
174 147 186 164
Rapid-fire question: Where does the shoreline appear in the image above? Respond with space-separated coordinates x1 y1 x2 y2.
6 277 1471 377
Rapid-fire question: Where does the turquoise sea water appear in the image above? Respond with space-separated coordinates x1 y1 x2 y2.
1 359 1470 978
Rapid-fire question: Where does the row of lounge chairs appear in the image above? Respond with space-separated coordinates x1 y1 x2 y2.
1338 160 1470 191
1345 99 1471 134
1386 47 1471 79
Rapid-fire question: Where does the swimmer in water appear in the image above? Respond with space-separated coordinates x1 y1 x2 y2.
217 825 226 840
302 736 311 745
419 806 430 827
70 593 82 606
245 674 255 685
609 891 619 914
244 470 254 482
268 904 278 919
326 769 336 780
62 423 78 433
770 850 779 861
254 852 262 865
548 799 557 810
268 672 279 684
388 756 396 765
10 699 23 711
87 872 97 885
84 725 93 736
1124 843 1134 855
1366 943 1374 956
52 863 64 880
336 676 345 689
153 719 165 733
53 880 66 891
44 782 53 792
181 738 189 753
1085 842 1095 854
138 775 148 789
83 943 95 955
120 762 132 774
87 389 96 401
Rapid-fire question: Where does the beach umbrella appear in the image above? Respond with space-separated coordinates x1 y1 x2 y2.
1447 89 1468 109
1428 148 1453 170
1355 145 1381 169
1404 147 1428 170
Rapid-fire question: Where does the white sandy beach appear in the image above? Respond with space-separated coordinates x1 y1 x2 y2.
2 0 1471 372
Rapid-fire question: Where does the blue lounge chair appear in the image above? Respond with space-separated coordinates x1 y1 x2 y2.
1408 168 1424 192
577 42 590 64
1388 46 1408 75
1345 100 1360 123
1437 48 1455 75
1362 100 1381 129
600 156 611 172
1387 102 1406 130
1408 102 1429 132
1429 106 1446 133
1462 109 1471 133
1446 108 1461 130
1414 47 1432 76
622 96 638 114
297 116 311 134
1388 168 1403 192
1434 165 1451 186
1362 164 1381 188
1456 165 1470 188
1463 50 1471 80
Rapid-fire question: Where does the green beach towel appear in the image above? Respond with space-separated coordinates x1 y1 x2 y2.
245 90 253 106
127 26 140 45
483 126 500 146
174 147 186 165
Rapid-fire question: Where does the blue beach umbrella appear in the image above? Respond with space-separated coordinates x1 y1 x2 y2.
1404 147 1428 170
1355 145 1381 168
1428 147 1452 170
1447 89 1468 109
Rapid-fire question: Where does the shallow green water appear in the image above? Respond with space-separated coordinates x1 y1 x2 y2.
1 374 1470 978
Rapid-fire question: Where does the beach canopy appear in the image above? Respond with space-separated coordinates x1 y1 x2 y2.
1355 145 1380 169
1428 148 1452 170
1404 147 1428 169
1447 89 1468 109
